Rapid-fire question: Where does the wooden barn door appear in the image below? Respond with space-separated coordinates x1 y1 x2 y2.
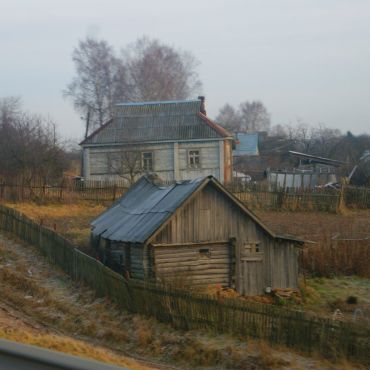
239 242 264 295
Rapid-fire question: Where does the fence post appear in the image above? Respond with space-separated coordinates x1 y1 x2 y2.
112 184 117 201
336 181 346 213
229 237 236 288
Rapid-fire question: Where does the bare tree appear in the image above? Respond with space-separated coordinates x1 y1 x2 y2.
215 103 241 133
123 37 202 101
107 150 143 185
64 37 129 137
65 36 203 138
0 97 67 184
239 101 270 132
282 120 341 156
0 96 21 125
216 100 270 132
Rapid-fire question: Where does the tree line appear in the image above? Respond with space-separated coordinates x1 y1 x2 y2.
0 97 68 184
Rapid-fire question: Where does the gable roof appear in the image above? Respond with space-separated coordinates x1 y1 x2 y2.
81 99 231 145
91 175 205 243
91 175 306 245
233 132 259 156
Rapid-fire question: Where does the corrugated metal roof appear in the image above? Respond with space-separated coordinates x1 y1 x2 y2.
233 133 259 156
82 99 229 145
91 174 307 245
91 175 205 243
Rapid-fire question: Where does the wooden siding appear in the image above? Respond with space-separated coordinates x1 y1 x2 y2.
97 240 145 280
153 184 299 293
178 141 221 180
85 140 225 183
88 143 175 182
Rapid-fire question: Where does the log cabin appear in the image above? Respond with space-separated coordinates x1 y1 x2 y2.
91 174 305 295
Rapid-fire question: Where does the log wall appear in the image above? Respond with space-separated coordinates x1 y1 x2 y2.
152 184 299 293
152 242 231 287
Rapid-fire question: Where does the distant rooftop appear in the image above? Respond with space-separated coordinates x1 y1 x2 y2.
233 132 259 157
115 99 200 106
81 98 231 145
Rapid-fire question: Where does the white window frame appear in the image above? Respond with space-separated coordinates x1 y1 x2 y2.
188 149 201 169
141 151 153 172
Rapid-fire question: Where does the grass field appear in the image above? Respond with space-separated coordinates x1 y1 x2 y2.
4 202 106 253
255 209 370 242
6 202 370 245
4 201 370 316
2 233 360 370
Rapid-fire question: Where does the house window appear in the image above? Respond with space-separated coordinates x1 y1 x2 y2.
142 152 153 171
188 150 200 168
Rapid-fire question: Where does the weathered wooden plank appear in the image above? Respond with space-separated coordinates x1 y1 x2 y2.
154 247 229 257
156 259 229 268
152 240 229 248
155 257 230 266
157 266 229 274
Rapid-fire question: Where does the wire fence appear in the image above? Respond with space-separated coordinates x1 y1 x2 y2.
0 204 369 366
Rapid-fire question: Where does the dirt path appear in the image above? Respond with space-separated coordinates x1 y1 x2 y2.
0 232 365 370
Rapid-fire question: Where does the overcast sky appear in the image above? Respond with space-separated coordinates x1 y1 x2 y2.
1 0 369 142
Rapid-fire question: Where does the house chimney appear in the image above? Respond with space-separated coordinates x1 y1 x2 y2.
198 96 206 115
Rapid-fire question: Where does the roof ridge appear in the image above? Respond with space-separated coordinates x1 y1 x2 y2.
116 99 200 106
197 112 233 138
79 118 113 145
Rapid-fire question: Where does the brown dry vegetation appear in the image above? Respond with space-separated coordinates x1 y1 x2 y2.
5 202 370 278
255 210 370 242
4 202 106 252
256 210 370 278
0 233 365 370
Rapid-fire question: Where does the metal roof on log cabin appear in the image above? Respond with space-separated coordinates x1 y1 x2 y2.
81 99 232 145
91 174 306 245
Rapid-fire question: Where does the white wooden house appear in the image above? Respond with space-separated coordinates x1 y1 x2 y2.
80 97 233 184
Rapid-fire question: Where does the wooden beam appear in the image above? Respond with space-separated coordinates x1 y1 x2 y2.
151 240 229 248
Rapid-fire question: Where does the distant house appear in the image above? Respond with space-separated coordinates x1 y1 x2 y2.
232 132 262 181
80 97 233 184
91 174 304 295
233 132 260 157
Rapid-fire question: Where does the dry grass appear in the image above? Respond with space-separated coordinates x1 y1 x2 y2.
4 202 106 251
0 328 155 370
256 209 370 242
1 235 365 370
257 210 370 278
7 201 370 279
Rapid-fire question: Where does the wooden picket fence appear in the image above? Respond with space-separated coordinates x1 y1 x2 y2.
0 177 369 212
0 178 128 202
226 183 370 212
0 205 369 366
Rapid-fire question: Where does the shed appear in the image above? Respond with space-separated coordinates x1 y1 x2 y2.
91 175 304 295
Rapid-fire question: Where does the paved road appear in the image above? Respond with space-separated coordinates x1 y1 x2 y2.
0 338 131 370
